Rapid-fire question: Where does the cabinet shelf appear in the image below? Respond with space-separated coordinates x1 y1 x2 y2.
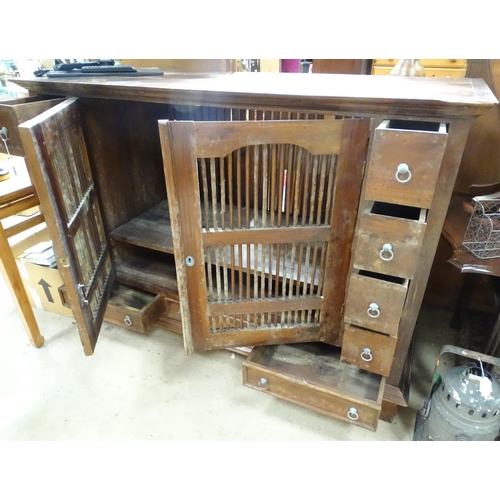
110 200 174 254
116 254 178 299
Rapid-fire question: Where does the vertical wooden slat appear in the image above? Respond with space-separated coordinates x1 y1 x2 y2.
320 118 371 344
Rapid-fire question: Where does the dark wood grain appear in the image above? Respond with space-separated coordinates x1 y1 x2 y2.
19 98 115 356
341 325 398 377
13 73 498 120
110 200 174 253
0 97 64 156
115 254 178 299
320 118 371 344
78 98 171 235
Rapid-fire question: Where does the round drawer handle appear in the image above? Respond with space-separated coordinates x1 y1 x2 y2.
124 315 132 326
367 303 380 318
361 348 373 362
258 377 268 389
379 243 394 261
347 407 359 421
395 163 412 183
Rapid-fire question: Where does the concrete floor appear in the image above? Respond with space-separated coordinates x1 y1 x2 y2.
0 269 462 441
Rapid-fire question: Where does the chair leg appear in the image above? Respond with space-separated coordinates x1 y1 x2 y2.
0 225 44 348
450 273 477 330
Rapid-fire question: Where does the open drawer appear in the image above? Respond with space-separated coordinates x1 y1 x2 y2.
341 325 398 377
0 96 65 156
104 283 165 334
343 271 408 337
364 119 448 209
243 342 385 431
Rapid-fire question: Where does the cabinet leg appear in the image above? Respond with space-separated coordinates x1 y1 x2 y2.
380 401 399 423
0 226 44 348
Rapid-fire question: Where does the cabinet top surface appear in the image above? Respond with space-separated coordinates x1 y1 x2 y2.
13 71 498 118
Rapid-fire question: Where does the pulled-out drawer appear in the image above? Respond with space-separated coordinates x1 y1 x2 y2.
364 119 447 208
105 283 165 334
343 272 408 336
0 97 64 156
353 209 426 279
243 342 385 432
341 325 398 377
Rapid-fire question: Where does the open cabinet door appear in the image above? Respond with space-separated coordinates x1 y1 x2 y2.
159 118 370 353
19 98 115 355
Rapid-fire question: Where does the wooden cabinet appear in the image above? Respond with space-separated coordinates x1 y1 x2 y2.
12 72 497 430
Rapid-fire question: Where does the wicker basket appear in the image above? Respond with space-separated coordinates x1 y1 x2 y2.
463 194 500 259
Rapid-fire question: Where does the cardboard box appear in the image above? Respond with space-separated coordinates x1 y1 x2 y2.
12 226 73 318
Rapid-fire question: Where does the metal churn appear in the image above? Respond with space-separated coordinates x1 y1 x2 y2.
414 345 500 441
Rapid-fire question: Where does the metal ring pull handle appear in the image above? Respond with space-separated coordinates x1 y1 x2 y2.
379 243 394 261
361 348 373 362
347 407 359 421
258 377 268 389
124 315 132 326
367 303 380 318
395 163 412 183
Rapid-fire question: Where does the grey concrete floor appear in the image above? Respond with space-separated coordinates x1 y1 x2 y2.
0 269 462 441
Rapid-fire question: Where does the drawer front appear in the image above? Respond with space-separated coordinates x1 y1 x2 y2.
104 285 165 334
353 213 426 279
0 97 65 156
165 299 181 320
343 273 408 336
364 123 447 208
341 325 397 377
243 364 381 431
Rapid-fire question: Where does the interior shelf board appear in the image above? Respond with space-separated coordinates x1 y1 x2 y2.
115 254 178 299
110 200 174 254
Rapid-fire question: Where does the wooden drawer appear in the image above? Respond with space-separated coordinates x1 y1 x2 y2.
343 273 408 336
352 210 426 279
0 97 64 156
341 325 398 377
243 343 385 432
104 283 165 334
364 120 447 208
152 297 184 334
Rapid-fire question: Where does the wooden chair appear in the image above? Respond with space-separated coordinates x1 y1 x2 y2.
0 158 45 347
441 182 500 356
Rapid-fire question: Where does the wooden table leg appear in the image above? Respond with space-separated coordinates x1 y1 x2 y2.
0 224 44 347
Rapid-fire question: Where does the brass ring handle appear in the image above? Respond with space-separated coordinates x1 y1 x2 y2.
258 377 268 389
395 163 412 183
367 303 380 318
379 243 394 261
347 407 359 421
361 348 373 362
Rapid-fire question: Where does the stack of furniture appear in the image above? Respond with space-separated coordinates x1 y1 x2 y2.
372 59 467 78
8 71 497 431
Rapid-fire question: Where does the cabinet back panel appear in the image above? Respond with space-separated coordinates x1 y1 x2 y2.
79 98 171 234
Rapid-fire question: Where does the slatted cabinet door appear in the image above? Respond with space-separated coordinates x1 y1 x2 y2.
159 119 370 353
19 98 115 355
